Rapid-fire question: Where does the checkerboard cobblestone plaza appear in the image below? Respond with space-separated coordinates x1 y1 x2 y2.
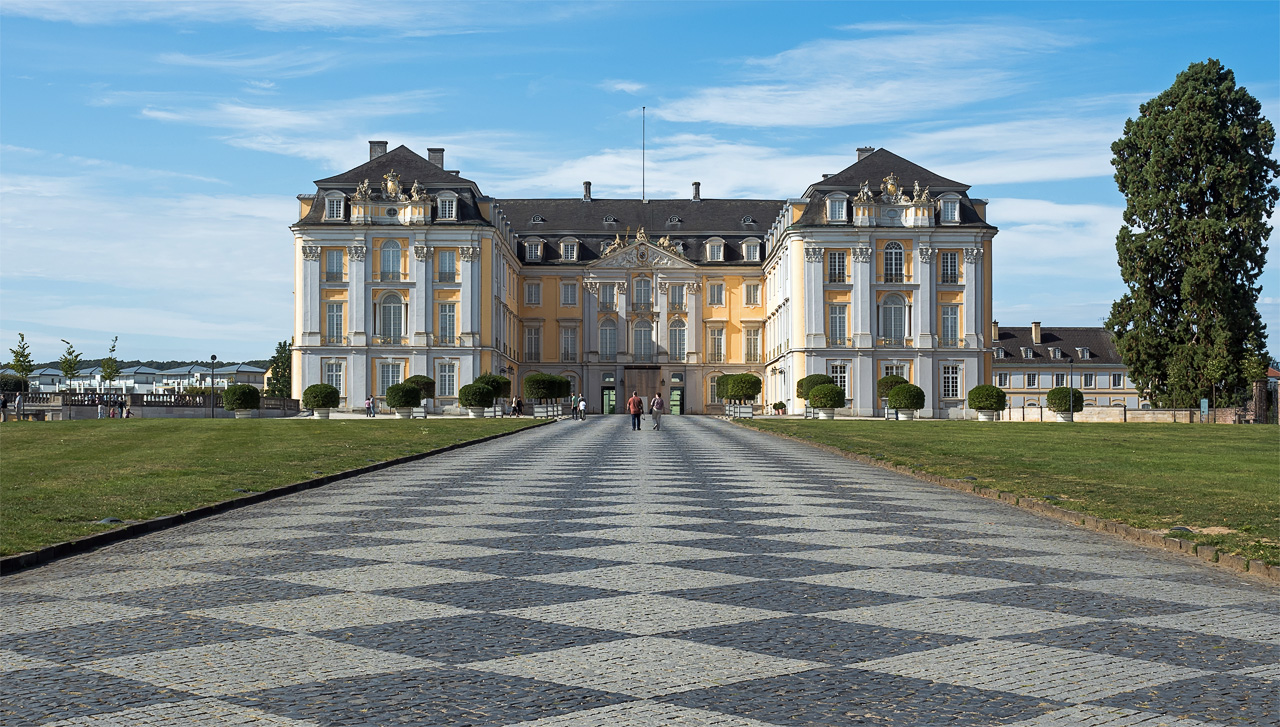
3 417 1276 726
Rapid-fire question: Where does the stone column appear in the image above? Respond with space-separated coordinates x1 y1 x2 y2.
347 238 368 347
687 281 702 362
411 240 431 346
656 281 669 360
583 282 599 359
459 246 480 346
802 246 826 348
301 245 322 346
916 245 935 349
850 246 873 348
963 248 983 349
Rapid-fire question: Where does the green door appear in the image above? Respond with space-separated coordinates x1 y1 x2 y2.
669 387 683 415
602 387 617 415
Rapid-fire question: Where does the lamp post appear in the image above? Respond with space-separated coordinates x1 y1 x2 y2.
209 355 217 419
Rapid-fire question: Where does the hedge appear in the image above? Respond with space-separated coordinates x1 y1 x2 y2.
221 384 261 411
458 382 496 408
877 375 908 399
0 374 29 393
523 373 569 402
473 373 511 399
808 383 846 409
720 373 761 403
385 383 421 408
1046 386 1084 413
302 383 340 409
796 374 835 400
886 383 925 410
967 384 1006 411
403 375 436 400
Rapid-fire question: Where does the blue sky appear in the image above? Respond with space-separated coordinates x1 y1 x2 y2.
2 1 1277 363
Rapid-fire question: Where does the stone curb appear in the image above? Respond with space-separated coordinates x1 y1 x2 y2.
734 421 1280 586
0 419 558 577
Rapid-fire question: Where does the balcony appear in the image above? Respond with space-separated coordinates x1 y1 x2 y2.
560 351 578 363
706 353 724 364
746 353 762 363
324 271 345 282
633 352 654 363
379 271 405 282
370 335 407 346
600 353 617 362
940 273 960 285
437 271 458 283
827 274 848 284
667 300 686 312
875 337 913 348
631 301 653 312
669 352 685 363
598 300 616 311
321 335 349 345
937 338 966 348
877 273 911 284
524 351 540 363
828 337 849 348
433 335 463 347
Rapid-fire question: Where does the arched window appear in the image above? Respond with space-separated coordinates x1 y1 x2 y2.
599 319 617 361
880 293 905 344
668 319 687 362
883 241 904 283
633 320 654 362
633 277 652 309
379 293 403 339
380 240 401 281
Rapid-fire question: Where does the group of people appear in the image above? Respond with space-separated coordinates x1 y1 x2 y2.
92 394 130 419
627 391 665 430
0 392 14 422
568 394 589 420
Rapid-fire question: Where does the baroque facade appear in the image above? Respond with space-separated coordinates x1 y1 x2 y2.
291 142 997 417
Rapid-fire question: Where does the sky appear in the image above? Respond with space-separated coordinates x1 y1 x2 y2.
1 0 1277 364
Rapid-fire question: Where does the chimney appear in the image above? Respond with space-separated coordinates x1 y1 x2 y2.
991 320 999 341
369 140 388 160
692 181 701 201
427 148 445 167
1031 322 1042 345
857 146 875 161
583 181 592 201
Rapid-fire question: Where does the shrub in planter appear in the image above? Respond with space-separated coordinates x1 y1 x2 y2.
720 373 762 403
403 375 436 400
523 373 559 402
887 383 925 411
385 383 421 409
967 384 1006 412
1046 386 1084 413
221 384 260 411
772 401 786 411
807 384 846 409
458 382 496 408
473 373 511 399
796 374 835 400
877 375 909 400
302 383 340 409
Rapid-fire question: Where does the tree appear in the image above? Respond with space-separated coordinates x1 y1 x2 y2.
265 340 292 397
58 339 82 391
101 336 121 392
9 334 35 389
1107 59 1278 408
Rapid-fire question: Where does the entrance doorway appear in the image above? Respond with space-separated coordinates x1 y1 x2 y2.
623 367 660 406
670 387 683 415
601 387 616 415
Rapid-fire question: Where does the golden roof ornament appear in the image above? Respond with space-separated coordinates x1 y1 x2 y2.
882 172 900 198
382 169 403 200
354 178 371 201
409 180 425 201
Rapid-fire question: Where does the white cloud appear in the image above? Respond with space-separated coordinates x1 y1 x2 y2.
654 22 1077 127
601 80 646 94
157 49 339 78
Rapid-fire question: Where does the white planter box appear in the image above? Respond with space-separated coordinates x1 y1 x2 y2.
1053 411 1074 422
233 409 254 419
897 410 916 420
394 407 414 419
816 408 836 420
314 408 330 419
467 407 486 418
976 410 996 421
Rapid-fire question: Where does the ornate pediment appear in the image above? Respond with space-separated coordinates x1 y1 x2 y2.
591 227 694 270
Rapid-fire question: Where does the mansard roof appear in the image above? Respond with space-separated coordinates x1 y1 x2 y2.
807 148 968 195
992 327 1124 366
314 145 477 188
499 198 783 236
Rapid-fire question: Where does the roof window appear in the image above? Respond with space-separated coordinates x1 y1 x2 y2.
1021 347 1034 359
531 214 545 223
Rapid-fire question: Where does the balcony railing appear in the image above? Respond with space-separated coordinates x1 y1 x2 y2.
633 352 654 363
600 353 617 362
937 338 965 348
667 300 686 312
631 301 653 312
746 353 762 363
940 273 960 285
437 271 458 283
706 353 724 363
321 335 349 345
370 335 406 345
379 271 405 282
524 351 540 363
324 271 345 282
598 300 616 311
827 274 848 284
560 351 578 363
875 337 913 347
877 273 911 284
433 335 463 347
669 352 685 363
828 337 849 348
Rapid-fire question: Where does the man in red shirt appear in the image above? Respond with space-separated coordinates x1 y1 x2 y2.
627 391 644 431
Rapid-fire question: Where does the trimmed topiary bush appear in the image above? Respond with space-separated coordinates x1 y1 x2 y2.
877 375 908 400
808 384 846 409
887 383 925 411
967 384 1006 411
1046 386 1084 413
720 373 762 403
222 384 261 411
796 374 835 400
403 375 436 400
458 382 496 408
772 401 786 411
524 373 569 403
302 383 340 409
473 373 511 399
385 383 421 409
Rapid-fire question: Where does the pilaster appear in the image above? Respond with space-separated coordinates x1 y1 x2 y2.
348 238 368 346
916 245 935 348
411 239 432 346
802 246 825 348
850 246 873 347
459 246 480 346
963 247 983 349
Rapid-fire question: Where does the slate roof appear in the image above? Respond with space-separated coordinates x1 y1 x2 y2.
215 364 267 374
992 327 1124 365
314 145 476 188
120 366 161 375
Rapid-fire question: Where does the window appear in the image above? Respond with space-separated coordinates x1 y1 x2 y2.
524 327 541 362
883 242 904 283
884 364 905 379
745 242 761 261
880 293 905 344
324 361 344 391
745 283 760 306
437 194 457 221
1022 347 1034 359
942 199 959 223
828 304 848 345
634 278 652 309
997 372 1010 388
525 241 541 262
325 249 344 281
600 320 617 360
525 281 542 306
745 329 761 363
325 303 343 341
1051 347 1063 359
940 306 959 346
325 195 344 220
1112 373 1125 388
995 347 1007 358
827 251 846 283
438 250 457 283
560 241 578 261
561 282 578 306
560 327 578 362
1054 373 1067 387
379 294 403 339
600 283 617 310
1078 347 1091 359
707 242 724 261
709 375 721 404
1026 373 1038 388
668 284 684 309
379 240 401 281
942 364 960 398
827 194 847 222
438 303 456 343
377 361 402 396
708 283 725 307
1084 373 1096 387
633 320 654 362
829 363 848 393
668 320 686 362
940 252 959 284
437 362 457 397
708 328 725 363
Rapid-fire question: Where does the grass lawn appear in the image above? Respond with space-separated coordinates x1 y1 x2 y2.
0 417 542 556
745 420 1279 564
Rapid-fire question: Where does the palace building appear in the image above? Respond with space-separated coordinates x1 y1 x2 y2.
290 142 997 417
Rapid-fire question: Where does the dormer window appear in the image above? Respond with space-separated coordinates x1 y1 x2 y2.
525 241 542 262
994 347 1006 359
1050 347 1063 359
324 193 345 221
741 216 755 225
603 215 617 224
827 193 848 223
1022 347 1034 359
667 215 682 225
744 241 761 261
560 239 578 261
531 214 545 224
1076 347 1090 359
941 197 960 224
706 238 724 262
436 192 457 221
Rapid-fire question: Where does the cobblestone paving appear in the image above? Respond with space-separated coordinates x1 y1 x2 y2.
3 416 1277 726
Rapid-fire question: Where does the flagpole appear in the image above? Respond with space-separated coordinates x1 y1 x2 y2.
642 106 646 203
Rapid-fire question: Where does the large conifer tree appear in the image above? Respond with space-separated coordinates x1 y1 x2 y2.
1107 59 1278 407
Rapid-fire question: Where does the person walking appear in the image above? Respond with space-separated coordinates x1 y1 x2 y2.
97 396 105 419
15 392 22 418
627 391 644 431
0 393 7 423
513 396 523 417
650 391 664 430
117 398 125 419
365 396 374 418
578 396 587 420
570 393 580 420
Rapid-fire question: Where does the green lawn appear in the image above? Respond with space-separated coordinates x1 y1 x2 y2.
745 420 1280 564
0 417 542 556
